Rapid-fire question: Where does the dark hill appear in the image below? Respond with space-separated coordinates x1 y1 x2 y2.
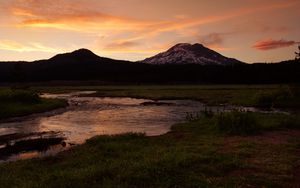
47 49 119 64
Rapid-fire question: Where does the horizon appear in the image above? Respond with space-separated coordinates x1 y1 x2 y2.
0 0 299 63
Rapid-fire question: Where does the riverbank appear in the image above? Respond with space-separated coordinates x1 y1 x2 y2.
0 89 68 120
0 111 299 187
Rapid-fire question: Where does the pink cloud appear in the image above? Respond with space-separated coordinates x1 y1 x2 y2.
253 39 299 50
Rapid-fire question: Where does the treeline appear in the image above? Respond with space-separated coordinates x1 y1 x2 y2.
0 59 299 84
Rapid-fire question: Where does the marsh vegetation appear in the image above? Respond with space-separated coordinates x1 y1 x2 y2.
0 85 299 187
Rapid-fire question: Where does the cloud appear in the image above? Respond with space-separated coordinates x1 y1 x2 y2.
253 39 299 50
11 7 35 17
0 40 61 52
5 0 148 32
13 8 226 34
195 32 236 52
199 33 225 46
6 0 297 35
98 41 171 56
15 10 146 31
104 41 140 51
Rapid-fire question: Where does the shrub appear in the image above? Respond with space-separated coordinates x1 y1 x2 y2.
214 111 260 135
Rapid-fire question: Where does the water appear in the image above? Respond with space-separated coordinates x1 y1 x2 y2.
0 91 282 162
0 91 209 162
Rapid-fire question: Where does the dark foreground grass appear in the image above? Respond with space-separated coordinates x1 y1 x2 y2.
0 112 299 188
0 89 67 120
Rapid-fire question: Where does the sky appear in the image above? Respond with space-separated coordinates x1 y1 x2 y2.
0 0 299 63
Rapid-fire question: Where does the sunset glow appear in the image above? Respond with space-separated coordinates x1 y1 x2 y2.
0 0 299 62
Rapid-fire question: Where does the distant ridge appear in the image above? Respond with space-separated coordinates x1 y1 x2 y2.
141 43 244 65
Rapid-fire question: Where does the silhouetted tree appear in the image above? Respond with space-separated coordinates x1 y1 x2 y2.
12 63 25 82
11 63 30 90
295 45 300 60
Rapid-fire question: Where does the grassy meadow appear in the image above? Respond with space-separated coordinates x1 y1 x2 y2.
0 84 299 187
0 111 299 187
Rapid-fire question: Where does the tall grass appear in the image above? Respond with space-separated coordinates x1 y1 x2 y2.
186 109 300 136
0 89 67 120
254 85 300 108
214 111 259 135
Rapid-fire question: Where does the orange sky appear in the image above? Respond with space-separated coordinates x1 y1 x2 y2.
0 0 299 63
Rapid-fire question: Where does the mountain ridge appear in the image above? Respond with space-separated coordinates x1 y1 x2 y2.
141 43 244 65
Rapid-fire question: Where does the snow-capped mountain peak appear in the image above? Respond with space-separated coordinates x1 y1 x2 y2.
141 43 243 65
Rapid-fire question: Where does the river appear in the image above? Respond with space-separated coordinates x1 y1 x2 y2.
0 91 270 162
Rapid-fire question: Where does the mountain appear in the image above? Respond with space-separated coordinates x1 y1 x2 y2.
0 49 141 82
141 43 244 65
42 48 129 65
49 48 102 62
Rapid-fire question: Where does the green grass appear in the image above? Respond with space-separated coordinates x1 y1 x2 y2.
254 86 300 108
0 112 299 187
0 89 67 120
187 111 300 135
